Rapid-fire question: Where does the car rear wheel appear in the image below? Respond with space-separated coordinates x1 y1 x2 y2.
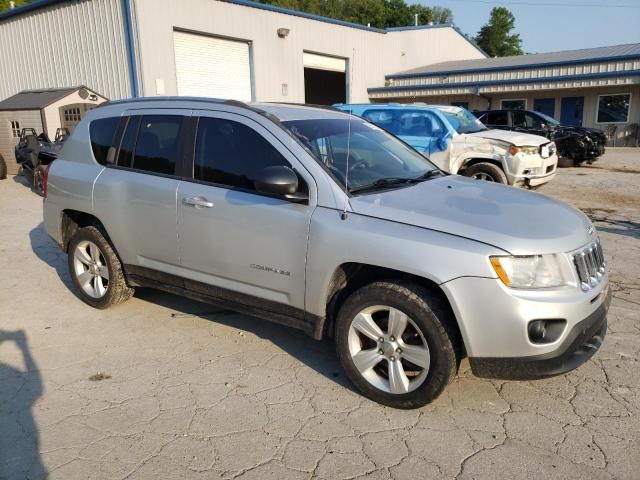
335 281 459 409
463 162 508 184
67 226 134 309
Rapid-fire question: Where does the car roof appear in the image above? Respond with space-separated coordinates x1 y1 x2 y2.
97 97 350 122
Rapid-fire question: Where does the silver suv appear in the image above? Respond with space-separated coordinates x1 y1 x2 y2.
43 98 610 409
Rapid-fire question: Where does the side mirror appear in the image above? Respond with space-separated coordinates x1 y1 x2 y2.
254 165 307 202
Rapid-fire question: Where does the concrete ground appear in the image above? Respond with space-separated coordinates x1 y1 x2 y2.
1 149 638 480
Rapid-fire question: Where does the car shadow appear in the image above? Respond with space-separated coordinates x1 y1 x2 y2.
134 288 350 390
28 223 350 392
0 330 47 479
29 224 76 294
596 221 640 240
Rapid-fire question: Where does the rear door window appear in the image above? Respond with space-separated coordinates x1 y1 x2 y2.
131 115 183 175
486 111 509 126
89 117 120 165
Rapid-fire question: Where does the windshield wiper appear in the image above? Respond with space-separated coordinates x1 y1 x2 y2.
413 169 446 181
349 177 416 194
349 170 444 194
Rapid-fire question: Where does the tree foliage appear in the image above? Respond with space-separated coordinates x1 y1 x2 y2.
257 1 454 29
474 7 523 57
0 0 32 13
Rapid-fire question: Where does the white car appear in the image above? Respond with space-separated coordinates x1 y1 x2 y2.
335 104 558 188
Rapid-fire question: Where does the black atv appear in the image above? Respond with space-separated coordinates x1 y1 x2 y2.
15 128 69 195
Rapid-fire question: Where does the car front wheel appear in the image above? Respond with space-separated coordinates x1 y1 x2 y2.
335 281 459 409
463 162 508 184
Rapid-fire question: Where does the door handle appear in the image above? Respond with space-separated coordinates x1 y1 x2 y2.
183 196 214 208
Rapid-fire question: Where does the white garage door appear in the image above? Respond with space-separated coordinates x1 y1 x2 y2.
173 31 252 101
303 52 346 73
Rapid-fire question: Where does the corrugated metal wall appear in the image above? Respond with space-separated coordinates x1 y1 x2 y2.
0 0 131 102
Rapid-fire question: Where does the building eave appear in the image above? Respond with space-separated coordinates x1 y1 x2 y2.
369 70 640 96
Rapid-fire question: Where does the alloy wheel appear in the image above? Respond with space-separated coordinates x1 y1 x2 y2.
347 305 430 394
72 240 109 299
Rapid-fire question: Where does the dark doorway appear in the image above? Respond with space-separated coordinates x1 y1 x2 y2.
560 96 584 126
304 68 346 105
534 98 555 118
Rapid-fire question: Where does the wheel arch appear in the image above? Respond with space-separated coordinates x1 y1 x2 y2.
60 209 112 252
322 262 465 355
456 156 505 175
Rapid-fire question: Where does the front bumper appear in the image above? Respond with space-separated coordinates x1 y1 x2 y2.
441 272 610 377
508 152 558 187
469 286 610 379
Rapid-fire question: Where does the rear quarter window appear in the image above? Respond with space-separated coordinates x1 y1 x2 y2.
89 117 120 165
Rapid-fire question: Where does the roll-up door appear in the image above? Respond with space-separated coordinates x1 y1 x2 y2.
173 31 252 101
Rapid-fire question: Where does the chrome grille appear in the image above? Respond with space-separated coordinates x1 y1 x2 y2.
572 240 606 291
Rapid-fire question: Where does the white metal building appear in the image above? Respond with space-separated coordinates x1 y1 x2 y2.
0 0 485 105
369 44 640 144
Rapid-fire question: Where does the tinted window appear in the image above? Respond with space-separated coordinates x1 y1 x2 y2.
597 94 631 123
486 111 508 126
117 116 141 168
397 111 445 137
89 117 120 165
362 110 394 132
131 115 182 175
512 111 543 129
194 117 292 191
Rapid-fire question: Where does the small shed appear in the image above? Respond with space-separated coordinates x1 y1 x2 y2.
0 86 107 174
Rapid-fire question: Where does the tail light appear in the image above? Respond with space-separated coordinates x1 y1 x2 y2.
43 163 52 198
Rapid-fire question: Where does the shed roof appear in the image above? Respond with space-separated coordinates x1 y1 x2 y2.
389 43 640 79
0 86 85 111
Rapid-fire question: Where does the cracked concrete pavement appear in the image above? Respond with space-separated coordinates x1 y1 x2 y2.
1 149 638 479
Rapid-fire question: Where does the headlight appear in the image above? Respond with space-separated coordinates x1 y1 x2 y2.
490 255 566 288
515 145 539 155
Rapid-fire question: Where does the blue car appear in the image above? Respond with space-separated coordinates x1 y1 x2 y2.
334 103 558 187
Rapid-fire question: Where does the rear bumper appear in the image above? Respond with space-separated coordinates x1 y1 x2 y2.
469 286 611 380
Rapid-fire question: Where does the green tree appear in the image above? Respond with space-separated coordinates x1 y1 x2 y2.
431 6 453 24
474 7 523 57
407 4 433 26
383 0 412 28
0 0 33 13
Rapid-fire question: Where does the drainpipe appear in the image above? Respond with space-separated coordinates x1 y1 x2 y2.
122 0 140 97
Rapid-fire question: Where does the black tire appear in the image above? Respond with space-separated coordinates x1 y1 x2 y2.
463 162 508 184
0 154 6 180
67 226 134 309
33 164 45 195
335 281 459 409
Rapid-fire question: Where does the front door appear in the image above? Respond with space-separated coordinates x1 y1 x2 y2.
176 111 315 311
534 98 555 118
560 97 584 126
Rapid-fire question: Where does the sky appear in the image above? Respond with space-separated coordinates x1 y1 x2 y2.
416 0 640 53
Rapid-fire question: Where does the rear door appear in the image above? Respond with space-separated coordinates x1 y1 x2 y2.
93 109 190 271
176 111 315 311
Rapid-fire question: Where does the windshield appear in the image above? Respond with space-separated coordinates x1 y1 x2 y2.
282 117 439 193
435 106 487 134
535 111 561 126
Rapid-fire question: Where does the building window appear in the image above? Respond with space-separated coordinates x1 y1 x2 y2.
596 94 631 124
501 99 526 110
10 120 20 137
64 107 82 123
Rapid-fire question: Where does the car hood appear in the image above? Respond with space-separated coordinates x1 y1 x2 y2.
349 175 593 255
466 129 550 146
